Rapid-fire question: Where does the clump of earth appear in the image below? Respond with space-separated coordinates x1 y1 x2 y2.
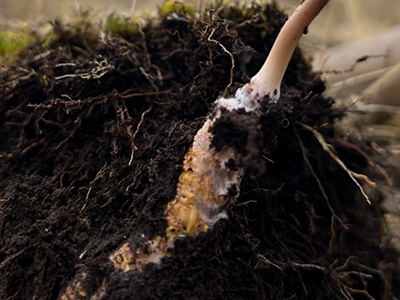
0 2 399 299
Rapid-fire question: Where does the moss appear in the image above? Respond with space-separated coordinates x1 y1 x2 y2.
42 32 61 49
0 31 32 64
160 0 197 18
105 15 138 36
42 10 100 50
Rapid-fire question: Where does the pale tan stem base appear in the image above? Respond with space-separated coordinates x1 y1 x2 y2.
249 0 329 102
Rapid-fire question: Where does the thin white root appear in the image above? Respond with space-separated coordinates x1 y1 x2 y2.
129 106 152 166
297 122 374 205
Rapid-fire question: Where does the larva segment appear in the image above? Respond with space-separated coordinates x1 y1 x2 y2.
60 280 87 300
109 243 142 272
165 118 240 241
109 236 168 272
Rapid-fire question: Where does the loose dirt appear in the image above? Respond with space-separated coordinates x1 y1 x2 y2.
1 2 399 299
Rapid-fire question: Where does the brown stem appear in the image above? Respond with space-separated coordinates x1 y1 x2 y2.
248 0 329 102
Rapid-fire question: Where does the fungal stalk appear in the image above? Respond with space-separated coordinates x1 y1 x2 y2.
246 0 329 103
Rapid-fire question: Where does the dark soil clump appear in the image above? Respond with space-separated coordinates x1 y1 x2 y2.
1 2 399 300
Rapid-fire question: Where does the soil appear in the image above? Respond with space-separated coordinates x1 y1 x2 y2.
1 2 399 300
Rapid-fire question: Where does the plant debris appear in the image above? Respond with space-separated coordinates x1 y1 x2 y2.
0 2 399 299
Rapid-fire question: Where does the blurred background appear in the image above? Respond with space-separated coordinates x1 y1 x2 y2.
1 0 399 43
1 0 399 59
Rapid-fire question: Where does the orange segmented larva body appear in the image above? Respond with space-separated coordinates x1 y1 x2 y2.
109 236 168 272
165 118 240 241
109 243 142 272
60 279 87 300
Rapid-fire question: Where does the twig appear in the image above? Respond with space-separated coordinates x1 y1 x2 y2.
24 50 51 64
55 62 77 67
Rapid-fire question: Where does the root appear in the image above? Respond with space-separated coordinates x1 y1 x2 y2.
327 137 393 187
129 106 152 166
297 122 374 206
6 138 46 159
208 28 235 96
55 58 114 80
295 127 348 229
115 89 171 99
331 256 386 300
55 116 82 150
0 248 27 269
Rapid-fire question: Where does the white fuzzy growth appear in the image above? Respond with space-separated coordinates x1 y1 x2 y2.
248 75 280 103
191 121 240 201
146 240 166 265
189 82 270 225
217 84 262 112
201 210 228 227
189 119 241 227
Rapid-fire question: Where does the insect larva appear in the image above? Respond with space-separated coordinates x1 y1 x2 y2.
165 118 241 241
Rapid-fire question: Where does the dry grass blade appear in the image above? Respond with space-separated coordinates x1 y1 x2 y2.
313 25 400 85
356 61 400 106
361 125 400 144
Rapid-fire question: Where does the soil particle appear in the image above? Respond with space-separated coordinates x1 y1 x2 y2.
0 2 399 300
